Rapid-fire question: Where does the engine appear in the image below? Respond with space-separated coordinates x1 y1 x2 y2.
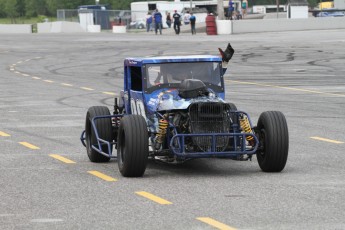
170 102 232 152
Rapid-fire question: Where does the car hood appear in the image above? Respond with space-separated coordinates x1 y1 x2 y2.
145 88 225 112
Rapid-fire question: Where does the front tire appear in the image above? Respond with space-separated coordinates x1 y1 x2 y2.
85 106 112 162
117 115 149 177
256 111 289 172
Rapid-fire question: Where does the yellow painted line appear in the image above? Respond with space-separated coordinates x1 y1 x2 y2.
43 80 54 83
61 83 73 87
25 59 31 62
0 131 11 137
10 68 14 71
32 76 41 80
80 87 94 91
135 191 172 205
310 136 344 144
102 92 116 96
21 74 30 77
12 64 16 66
196 217 237 230
88 171 117 182
19 142 40 150
227 80 345 97
49 154 76 164
14 71 21 74
17 61 22 64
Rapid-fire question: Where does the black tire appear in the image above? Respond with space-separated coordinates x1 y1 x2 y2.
228 102 237 111
85 106 112 162
256 111 289 172
117 115 149 177
228 102 239 131
228 102 238 119
227 103 239 150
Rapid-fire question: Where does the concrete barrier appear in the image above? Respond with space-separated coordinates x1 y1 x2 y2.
227 17 345 34
0 24 32 34
37 23 52 33
51 21 85 33
216 20 232 35
113 25 126 33
37 21 85 33
87 25 101 33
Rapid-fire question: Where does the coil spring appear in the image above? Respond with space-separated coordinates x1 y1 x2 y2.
240 116 254 141
156 119 169 144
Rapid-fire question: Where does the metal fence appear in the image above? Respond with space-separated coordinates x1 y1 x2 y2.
57 9 147 30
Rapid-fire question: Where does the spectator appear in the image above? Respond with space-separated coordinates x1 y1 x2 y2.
166 12 172 28
172 10 181 35
189 13 196 35
153 9 162 35
146 12 153 32
183 11 191 25
228 0 235 20
241 0 247 18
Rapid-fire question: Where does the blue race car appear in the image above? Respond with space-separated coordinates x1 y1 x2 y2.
81 44 289 177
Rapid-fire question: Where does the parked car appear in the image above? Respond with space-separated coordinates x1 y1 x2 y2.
316 11 345 17
129 19 146 29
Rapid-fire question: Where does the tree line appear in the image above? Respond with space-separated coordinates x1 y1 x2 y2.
0 0 319 21
0 0 146 19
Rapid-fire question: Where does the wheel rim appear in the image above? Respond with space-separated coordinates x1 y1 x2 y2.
259 129 266 157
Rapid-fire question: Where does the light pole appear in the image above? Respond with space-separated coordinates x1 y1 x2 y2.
217 0 225 19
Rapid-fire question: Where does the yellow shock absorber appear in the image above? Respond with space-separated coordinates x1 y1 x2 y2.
240 116 254 141
154 118 169 150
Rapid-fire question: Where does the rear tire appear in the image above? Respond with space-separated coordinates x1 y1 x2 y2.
117 115 149 177
85 106 112 162
256 111 289 172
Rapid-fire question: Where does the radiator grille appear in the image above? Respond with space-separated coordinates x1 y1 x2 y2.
189 102 231 152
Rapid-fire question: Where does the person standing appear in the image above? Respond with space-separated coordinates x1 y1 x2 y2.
172 10 181 35
228 0 235 20
183 11 191 25
146 12 152 32
166 12 172 28
241 0 247 18
153 9 162 35
189 12 196 35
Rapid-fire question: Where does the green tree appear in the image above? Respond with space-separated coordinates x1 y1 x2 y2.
4 0 19 23
0 0 6 17
16 0 26 17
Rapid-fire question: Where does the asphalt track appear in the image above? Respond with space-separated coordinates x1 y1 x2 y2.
1 30 345 229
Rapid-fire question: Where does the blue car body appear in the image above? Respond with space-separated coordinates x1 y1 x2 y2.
81 55 259 161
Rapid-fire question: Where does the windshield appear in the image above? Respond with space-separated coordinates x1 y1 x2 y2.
144 62 223 93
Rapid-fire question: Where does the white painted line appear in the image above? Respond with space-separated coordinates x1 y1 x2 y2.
80 87 94 91
310 136 344 144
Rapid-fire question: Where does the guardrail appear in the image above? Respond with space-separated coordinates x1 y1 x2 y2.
0 24 33 34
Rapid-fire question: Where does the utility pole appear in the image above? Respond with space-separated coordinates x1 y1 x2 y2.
217 0 225 19
276 0 279 18
190 0 193 13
